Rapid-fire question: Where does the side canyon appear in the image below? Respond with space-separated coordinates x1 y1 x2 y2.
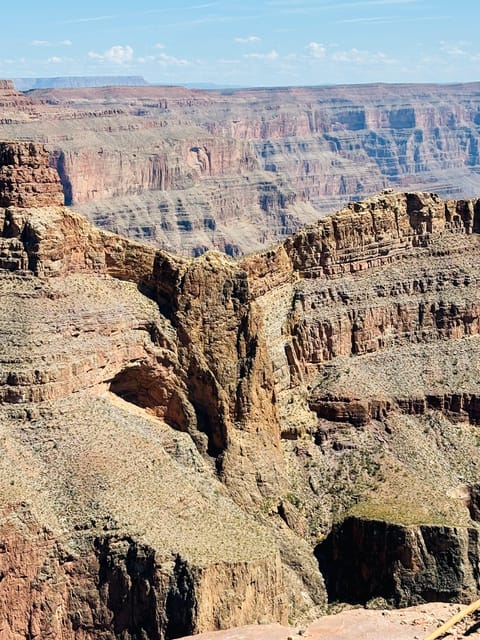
2 140 480 637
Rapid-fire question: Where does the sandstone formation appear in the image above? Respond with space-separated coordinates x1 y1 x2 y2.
0 141 64 208
4 141 480 637
2 81 480 255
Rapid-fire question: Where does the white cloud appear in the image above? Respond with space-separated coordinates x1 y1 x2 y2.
89 45 134 64
337 15 451 24
267 0 418 14
440 41 468 56
307 42 326 58
305 41 396 65
234 35 261 43
62 15 115 24
88 46 191 67
136 52 190 66
154 53 189 66
47 56 63 63
32 39 72 47
244 50 278 60
191 2 220 7
154 43 166 49
331 48 396 64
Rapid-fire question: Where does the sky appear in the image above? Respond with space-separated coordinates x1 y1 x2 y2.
2 0 480 87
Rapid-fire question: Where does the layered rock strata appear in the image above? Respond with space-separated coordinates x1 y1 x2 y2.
0 141 64 208
2 81 480 255
4 142 480 634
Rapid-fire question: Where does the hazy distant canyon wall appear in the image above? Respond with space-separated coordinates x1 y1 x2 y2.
3 81 480 255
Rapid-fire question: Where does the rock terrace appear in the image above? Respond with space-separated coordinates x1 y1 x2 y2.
2 141 480 638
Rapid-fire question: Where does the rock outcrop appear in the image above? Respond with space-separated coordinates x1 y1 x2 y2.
0 142 295 638
0 141 64 208
4 141 480 635
317 517 480 606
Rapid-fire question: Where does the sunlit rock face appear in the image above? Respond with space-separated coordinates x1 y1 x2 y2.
2 81 480 255
4 141 480 637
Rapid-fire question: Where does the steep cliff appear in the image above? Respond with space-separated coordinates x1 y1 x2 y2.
2 82 480 256
317 517 480 606
0 141 64 208
4 141 480 635
0 143 293 639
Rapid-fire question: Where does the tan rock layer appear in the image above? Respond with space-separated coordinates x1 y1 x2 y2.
0 141 64 208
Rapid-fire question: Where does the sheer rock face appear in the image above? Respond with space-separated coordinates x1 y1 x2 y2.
4 82 480 255
0 141 64 208
5 143 480 636
317 517 480 606
153 250 285 504
0 506 287 640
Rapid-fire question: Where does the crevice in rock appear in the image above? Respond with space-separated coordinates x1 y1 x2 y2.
51 149 72 205
187 363 228 457
165 555 197 640
95 536 162 640
20 222 40 274
467 484 480 522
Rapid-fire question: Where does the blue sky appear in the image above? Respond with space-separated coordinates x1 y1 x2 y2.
3 0 480 87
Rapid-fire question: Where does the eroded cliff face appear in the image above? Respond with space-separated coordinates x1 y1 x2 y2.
3 82 480 256
2 81 480 258
0 143 293 639
317 517 480 606
4 141 480 635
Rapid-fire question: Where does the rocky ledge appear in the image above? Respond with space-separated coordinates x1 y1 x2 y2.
2 141 480 637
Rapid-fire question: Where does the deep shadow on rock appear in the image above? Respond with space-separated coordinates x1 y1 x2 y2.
316 516 480 607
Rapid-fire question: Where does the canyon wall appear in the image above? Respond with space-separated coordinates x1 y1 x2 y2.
2 81 480 255
317 517 480 606
3 142 480 634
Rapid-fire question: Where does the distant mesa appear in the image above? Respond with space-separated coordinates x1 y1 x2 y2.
12 77 241 92
13 75 150 91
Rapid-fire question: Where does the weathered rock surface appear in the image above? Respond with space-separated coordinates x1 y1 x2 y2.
0 141 64 208
177 602 480 640
4 142 480 636
317 517 480 606
2 81 480 255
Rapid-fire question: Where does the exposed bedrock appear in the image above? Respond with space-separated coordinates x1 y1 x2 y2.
0 140 64 208
4 142 480 634
309 393 480 427
4 82 480 254
152 249 286 503
0 505 286 640
316 517 480 607
52 136 258 205
95 537 286 640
